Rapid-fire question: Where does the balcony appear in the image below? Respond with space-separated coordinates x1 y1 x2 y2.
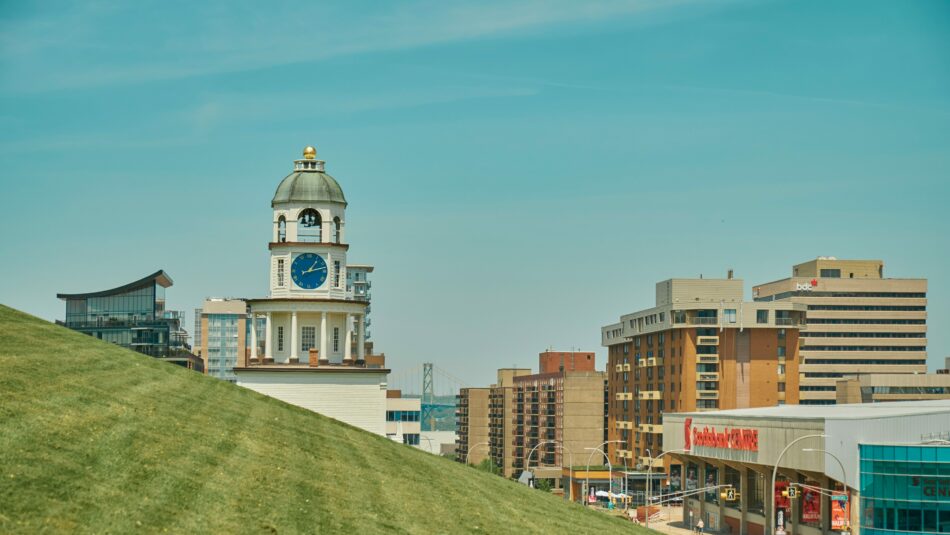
775 317 796 326
697 336 719 346
639 423 664 434
623 363 632 372
697 390 720 399
697 354 720 364
698 372 719 381
616 449 634 460
615 364 623 373
615 392 634 401
638 456 665 467
638 391 661 400
638 359 647 367
615 420 634 430
689 317 718 326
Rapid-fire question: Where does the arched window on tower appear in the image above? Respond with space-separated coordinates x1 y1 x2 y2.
332 217 342 244
277 216 287 243
298 208 322 242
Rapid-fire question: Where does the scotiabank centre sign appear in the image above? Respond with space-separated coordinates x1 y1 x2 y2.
690 424 759 452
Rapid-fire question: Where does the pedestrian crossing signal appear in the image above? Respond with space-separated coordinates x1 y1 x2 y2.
720 487 739 501
782 487 799 498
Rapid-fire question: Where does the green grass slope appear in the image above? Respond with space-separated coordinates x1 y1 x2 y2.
0 305 652 534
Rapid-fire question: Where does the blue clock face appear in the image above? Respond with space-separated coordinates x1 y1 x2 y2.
291 253 328 289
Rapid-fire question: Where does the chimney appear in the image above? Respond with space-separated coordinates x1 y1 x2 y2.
728 269 734 280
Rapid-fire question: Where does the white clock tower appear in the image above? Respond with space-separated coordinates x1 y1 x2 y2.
246 146 368 365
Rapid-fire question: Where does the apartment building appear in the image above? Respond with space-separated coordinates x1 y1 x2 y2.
456 352 607 486
601 278 807 472
489 369 532 477
754 258 928 405
456 387 490 465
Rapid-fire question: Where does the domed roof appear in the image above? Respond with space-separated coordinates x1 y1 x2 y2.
271 147 347 206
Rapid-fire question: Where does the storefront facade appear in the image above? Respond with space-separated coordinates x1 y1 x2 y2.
663 400 950 535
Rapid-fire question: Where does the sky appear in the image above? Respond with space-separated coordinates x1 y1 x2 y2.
1 0 949 389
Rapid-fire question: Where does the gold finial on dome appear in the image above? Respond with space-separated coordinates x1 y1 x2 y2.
303 146 317 160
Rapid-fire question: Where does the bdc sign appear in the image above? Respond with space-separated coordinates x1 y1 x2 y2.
796 279 819 292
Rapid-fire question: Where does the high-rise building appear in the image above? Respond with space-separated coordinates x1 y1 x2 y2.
754 258 928 405
196 298 250 382
456 352 607 487
346 264 373 342
601 278 807 474
489 368 532 478
57 270 200 371
456 387 490 465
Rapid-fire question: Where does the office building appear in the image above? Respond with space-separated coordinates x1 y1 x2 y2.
456 387 490 465
601 277 807 478
662 400 950 535
385 390 421 446
754 257 928 405
233 146 389 436
57 270 199 370
836 373 950 404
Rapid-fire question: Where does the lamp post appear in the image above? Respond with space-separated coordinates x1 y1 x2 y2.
525 440 557 487
554 443 575 501
583 440 623 506
770 434 826 535
803 448 849 531
467 441 493 474
645 448 690 530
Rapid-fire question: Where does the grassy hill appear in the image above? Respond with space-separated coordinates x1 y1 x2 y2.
0 305 649 534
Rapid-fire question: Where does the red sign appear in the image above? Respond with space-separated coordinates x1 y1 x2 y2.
691 426 759 451
802 485 820 523
684 418 693 450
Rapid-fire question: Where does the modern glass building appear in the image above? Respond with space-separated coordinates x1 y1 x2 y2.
57 270 198 369
860 443 950 534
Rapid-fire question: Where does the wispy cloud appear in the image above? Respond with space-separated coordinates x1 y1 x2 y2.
0 0 704 92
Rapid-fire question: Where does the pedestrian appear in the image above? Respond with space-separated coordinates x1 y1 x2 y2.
697 518 704 534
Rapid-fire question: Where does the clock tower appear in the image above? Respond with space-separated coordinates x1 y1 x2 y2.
246 146 368 366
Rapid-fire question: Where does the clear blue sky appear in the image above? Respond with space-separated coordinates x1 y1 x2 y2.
1 0 948 388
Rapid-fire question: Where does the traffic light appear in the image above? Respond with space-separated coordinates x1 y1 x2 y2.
720 487 739 501
782 487 799 498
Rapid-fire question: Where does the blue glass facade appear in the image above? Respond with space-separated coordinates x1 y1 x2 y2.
860 444 950 534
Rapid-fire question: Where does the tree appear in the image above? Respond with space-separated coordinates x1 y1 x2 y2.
535 479 553 492
475 458 500 475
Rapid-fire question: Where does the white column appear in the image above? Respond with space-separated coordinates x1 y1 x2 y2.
320 312 328 362
249 313 258 360
343 313 353 363
290 311 299 363
264 312 273 360
357 313 365 360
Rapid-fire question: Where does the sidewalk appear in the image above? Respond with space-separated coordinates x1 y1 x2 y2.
639 506 724 535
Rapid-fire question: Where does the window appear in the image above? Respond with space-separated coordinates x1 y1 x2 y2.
277 326 284 351
756 310 769 324
334 260 342 287
298 208 322 242
332 217 342 243
277 259 285 287
301 326 315 352
820 268 841 278
725 309 737 323
403 434 420 446
333 327 340 352
277 216 287 242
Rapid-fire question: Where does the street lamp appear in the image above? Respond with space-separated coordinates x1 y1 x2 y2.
525 440 558 487
582 440 623 506
803 447 849 530
770 434 826 535
467 441 493 473
553 443 575 500
644 448 690 530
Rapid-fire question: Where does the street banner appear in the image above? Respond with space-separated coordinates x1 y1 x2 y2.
705 465 718 501
686 464 698 491
802 484 820 523
831 491 850 530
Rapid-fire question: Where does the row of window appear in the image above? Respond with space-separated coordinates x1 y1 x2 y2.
805 332 926 338
805 359 927 365
274 325 341 353
386 411 421 422
802 346 926 351
757 291 926 301
807 318 925 325
807 305 926 311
